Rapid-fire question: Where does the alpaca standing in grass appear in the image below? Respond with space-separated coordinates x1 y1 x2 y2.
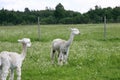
51 28 80 65
0 38 31 80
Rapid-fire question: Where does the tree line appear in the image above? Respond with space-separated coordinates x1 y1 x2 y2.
0 3 120 25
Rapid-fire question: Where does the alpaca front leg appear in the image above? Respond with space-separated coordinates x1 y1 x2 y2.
64 48 69 64
16 67 21 80
63 54 68 65
58 52 63 66
9 69 14 80
64 52 69 64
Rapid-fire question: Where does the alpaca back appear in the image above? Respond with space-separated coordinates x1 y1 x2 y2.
52 39 66 51
0 51 10 67
0 51 22 69
8 52 22 68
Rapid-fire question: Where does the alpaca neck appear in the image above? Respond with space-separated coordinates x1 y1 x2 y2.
21 44 27 60
66 32 75 47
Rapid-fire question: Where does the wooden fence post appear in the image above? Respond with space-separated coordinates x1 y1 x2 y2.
104 16 106 40
38 17 40 40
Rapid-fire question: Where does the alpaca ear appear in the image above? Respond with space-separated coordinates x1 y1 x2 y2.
18 39 22 42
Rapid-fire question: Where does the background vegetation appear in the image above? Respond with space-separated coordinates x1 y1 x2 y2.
0 3 120 25
0 24 120 80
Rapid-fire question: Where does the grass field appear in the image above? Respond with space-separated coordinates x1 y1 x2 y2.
0 23 120 80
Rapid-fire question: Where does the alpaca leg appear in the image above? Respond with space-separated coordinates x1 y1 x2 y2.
58 52 63 65
64 55 68 64
1 66 9 80
63 52 68 64
64 48 69 64
63 52 66 63
16 67 21 80
57 50 60 57
50 49 56 64
0 66 2 78
9 69 14 80
0 67 2 80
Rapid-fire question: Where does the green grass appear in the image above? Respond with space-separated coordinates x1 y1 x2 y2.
0 23 120 80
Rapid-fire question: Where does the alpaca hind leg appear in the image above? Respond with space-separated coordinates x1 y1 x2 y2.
0 66 2 80
1 66 9 80
0 67 2 80
57 50 60 57
9 69 14 80
50 49 56 64
16 67 21 80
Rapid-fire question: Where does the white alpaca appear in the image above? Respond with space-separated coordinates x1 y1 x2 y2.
51 28 80 65
0 38 31 80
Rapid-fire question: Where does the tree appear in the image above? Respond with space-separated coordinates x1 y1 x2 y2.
112 7 120 22
24 7 30 13
54 3 65 23
0 5 120 25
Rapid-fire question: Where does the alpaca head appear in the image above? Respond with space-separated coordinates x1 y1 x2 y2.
71 28 80 35
18 38 31 47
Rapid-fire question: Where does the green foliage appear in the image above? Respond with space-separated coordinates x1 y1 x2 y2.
54 3 66 22
0 4 120 25
0 24 120 80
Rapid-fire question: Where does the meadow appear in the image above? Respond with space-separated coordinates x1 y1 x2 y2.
0 23 120 80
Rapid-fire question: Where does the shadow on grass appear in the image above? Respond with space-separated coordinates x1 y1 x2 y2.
103 76 120 80
98 37 120 42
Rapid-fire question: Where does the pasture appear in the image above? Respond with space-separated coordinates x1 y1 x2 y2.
0 23 120 80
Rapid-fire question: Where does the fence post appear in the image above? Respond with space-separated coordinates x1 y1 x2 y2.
104 16 106 40
38 17 40 40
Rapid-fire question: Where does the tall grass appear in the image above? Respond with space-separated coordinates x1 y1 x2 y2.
0 23 120 80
